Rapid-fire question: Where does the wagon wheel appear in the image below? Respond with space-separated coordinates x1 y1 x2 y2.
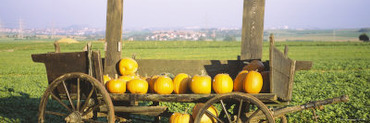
276 115 287 123
38 72 115 123
194 92 274 123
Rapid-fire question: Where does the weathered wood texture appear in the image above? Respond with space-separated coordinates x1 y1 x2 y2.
109 93 278 104
136 59 244 78
272 95 349 118
54 41 60 53
31 51 104 85
241 0 265 60
295 61 313 70
100 106 167 115
269 35 296 101
104 0 123 77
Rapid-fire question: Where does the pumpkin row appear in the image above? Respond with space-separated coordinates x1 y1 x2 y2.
105 57 266 94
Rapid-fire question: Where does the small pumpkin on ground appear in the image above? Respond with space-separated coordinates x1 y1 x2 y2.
173 73 191 94
212 73 233 94
169 110 193 123
192 103 218 123
190 75 212 94
243 71 263 94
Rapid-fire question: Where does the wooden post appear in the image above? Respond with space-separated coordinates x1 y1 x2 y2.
104 0 123 76
54 41 60 53
241 0 265 60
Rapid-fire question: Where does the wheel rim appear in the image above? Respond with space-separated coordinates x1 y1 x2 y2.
38 72 115 123
194 92 274 123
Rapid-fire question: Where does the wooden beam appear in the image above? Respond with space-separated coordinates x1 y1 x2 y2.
241 0 265 60
109 93 277 103
295 61 313 71
104 0 123 76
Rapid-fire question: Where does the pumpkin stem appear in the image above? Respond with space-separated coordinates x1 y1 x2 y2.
184 107 190 114
201 70 206 76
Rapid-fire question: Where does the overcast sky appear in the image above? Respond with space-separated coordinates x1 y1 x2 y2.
1 0 369 29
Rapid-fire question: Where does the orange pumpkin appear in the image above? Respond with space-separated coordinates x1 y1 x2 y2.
190 75 212 94
103 74 112 85
170 112 193 123
153 76 174 94
127 79 148 94
243 60 265 71
118 57 138 75
173 73 191 94
243 71 263 94
233 70 248 91
192 103 218 123
212 74 233 94
106 78 126 94
148 75 159 93
118 75 138 82
170 112 182 123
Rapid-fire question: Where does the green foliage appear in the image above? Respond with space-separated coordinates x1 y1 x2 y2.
359 33 369 42
0 40 369 122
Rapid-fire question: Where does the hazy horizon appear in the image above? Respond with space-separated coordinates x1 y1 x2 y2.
1 0 369 30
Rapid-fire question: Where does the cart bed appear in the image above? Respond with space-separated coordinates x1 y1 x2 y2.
109 93 279 104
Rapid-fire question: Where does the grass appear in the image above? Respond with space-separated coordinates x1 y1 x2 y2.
0 40 369 122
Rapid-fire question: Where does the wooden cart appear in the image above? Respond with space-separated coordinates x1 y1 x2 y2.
31 37 348 123
31 0 348 122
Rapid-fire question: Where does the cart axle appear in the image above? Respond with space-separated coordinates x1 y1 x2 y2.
272 95 349 118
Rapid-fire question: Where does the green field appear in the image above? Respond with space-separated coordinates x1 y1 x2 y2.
0 40 369 122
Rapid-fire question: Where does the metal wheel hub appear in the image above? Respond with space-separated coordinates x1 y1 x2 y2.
65 111 83 123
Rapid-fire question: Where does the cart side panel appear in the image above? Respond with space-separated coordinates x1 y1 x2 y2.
270 46 296 101
32 51 103 96
136 59 244 78
32 52 88 84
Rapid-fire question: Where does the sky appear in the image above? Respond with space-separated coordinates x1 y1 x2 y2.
0 0 369 29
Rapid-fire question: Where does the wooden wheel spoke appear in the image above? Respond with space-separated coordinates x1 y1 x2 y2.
82 102 105 116
45 111 67 117
205 110 224 123
62 81 76 111
80 86 95 112
77 78 81 111
50 92 72 113
247 109 261 120
220 100 232 122
237 99 243 121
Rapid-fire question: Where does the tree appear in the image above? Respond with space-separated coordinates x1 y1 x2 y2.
223 35 236 41
359 33 369 42
358 28 370 33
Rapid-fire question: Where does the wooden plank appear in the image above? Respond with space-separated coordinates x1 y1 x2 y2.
92 51 104 84
109 93 277 103
104 0 123 77
100 106 167 113
32 52 88 84
295 61 313 70
136 59 244 78
240 0 265 60
270 45 295 101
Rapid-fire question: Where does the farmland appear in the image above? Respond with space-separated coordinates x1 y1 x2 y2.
0 40 369 122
